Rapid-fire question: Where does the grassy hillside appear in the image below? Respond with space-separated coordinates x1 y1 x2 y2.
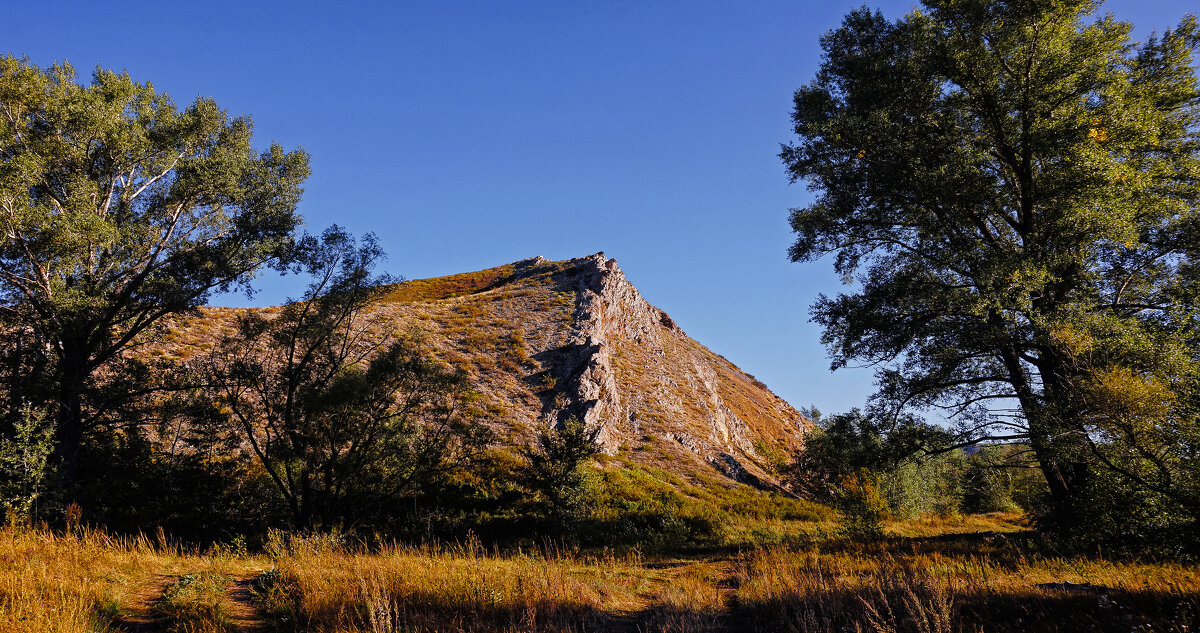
154 254 809 487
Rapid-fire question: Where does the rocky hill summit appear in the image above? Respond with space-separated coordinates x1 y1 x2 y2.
171 253 811 487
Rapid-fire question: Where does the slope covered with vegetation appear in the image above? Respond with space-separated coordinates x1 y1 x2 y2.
158 253 809 490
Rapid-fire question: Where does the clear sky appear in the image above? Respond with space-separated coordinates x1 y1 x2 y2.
3 1 1195 416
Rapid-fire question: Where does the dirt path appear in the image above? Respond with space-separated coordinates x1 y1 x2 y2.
111 575 175 633
225 575 267 631
112 571 267 632
112 559 737 632
599 556 741 633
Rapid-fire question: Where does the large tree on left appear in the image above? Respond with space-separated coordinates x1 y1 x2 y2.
0 57 310 497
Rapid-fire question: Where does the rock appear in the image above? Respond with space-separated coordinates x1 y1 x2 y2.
171 253 813 487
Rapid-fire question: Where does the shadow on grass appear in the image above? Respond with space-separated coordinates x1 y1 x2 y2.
733 586 1199 633
257 582 1199 633
282 589 607 633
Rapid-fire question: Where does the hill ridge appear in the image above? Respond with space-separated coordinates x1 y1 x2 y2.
488 253 808 485
171 253 810 487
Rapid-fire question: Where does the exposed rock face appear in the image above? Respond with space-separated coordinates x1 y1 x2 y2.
552 253 660 450
172 253 811 487
536 254 809 485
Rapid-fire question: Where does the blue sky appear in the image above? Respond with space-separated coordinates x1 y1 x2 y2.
3 1 1195 415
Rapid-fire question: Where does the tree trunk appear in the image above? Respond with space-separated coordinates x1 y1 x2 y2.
1026 417 1080 537
53 368 86 503
998 342 1087 538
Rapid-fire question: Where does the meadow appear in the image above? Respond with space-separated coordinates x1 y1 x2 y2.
3 512 1196 633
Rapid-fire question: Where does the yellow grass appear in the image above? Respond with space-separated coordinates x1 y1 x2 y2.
1 516 1197 632
737 537 1200 632
268 536 650 632
884 511 1030 538
0 526 266 633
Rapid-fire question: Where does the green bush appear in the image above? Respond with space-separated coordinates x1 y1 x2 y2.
520 417 601 535
1056 467 1199 560
0 406 55 524
587 465 723 550
833 470 889 542
883 453 963 519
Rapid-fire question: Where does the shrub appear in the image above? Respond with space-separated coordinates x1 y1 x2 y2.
520 417 601 535
883 453 964 519
833 470 889 542
0 405 55 524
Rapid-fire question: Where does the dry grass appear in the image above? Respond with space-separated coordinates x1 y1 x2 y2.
1 516 1197 632
381 265 517 303
257 520 1199 633
884 511 1030 539
0 526 266 633
152 570 235 632
264 535 655 632
0 527 125 632
735 537 1200 632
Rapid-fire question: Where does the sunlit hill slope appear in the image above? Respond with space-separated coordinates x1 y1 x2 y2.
162 253 811 486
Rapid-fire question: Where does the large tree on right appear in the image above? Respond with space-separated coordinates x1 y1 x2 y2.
783 0 1200 537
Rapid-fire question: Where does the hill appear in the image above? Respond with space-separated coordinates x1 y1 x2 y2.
160 253 810 488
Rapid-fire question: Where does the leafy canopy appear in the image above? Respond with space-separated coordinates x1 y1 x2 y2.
782 0 1200 533
0 56 309 489
209 228 491 531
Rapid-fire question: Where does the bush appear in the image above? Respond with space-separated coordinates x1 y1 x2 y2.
586 465 725 551
1053 469 1200 560
960 452 1018 514
833 470 889 542
520 417 601 536
883 453 963 519
74 428 285 546
0 406 55 524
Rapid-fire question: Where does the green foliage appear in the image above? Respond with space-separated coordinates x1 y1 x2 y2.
958 445 1038 515
413 448 529 540
0 56 309 495
1058 454 1199 558
783 410 889 503
587 465 723 550
782 0 1200 539
710 483 833 523
520 417 600 534
419 448 831 551
0 405 55 524
74 426 283 545
784 409 948 506
209 227 491 532
751 438 789 475
883 453 964 520
832 470 889 542
785 408 1045 528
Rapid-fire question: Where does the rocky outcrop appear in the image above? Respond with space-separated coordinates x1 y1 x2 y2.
177 252 811 488
541 253 809 485
544 253 651 450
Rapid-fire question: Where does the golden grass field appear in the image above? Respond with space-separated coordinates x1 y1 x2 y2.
2 513 1197 633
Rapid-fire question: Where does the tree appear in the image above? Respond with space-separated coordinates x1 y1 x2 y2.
521 416 600 531
0 57 310 495
209 228 490 531
782 1 1200 536
783 409 892 503
784 408 970 518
